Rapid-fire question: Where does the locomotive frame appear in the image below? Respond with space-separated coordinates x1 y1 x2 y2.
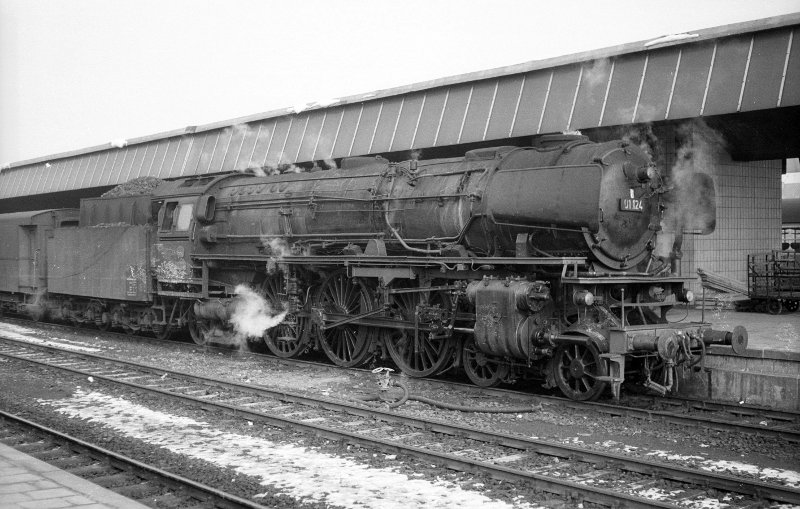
0 135 747 401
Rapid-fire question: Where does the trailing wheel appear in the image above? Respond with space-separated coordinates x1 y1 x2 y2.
383 289 454 377
153 323 174 341
313 271 376 367
187 305 211 346
262 275 309 358
551 341 608 401
785 300 799 313
462 338 509 387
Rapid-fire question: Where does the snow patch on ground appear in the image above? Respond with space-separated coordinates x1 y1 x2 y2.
594 439 800 487
0 323 102 353
39 389 542 508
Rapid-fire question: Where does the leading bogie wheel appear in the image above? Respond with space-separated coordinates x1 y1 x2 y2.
462 338 509 388
783 300 798 313
551 341 608 401
313 271 376 367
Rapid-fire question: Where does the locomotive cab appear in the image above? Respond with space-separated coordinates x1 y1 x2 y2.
150 175 237 295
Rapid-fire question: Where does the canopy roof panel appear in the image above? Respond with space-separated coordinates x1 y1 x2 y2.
2 13 798 200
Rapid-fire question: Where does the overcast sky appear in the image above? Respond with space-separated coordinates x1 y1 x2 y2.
2 0 799 166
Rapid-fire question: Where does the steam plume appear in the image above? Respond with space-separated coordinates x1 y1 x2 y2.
265 237 292 258
582 58 611 89
622 124 658 160
261 163 305 175
229 284 287 341
261 237 292 273
655 120 724 259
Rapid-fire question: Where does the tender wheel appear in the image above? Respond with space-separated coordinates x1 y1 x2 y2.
785 300 799 313
111 306 137 335
262 275 309 358
95 306 112 332
313 271 376 367
767 299 783 315
383 289 454 377
61 303 77 325
188 306 210 345
462 338 509 388
551 342 608 401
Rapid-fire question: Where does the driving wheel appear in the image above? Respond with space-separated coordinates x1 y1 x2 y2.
383 289 454 377
313 271 376 367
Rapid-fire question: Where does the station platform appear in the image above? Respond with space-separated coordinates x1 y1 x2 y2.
675 307 800 411
0 442 149 509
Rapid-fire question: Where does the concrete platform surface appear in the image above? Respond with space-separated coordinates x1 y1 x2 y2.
0 442 149 509
687 307 800 357
672 307 800 409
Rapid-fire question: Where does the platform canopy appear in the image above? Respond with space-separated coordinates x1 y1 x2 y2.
1 13 798 203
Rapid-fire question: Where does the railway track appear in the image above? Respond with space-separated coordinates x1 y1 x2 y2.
3 316 798 443
1 335 798 508
0 409 270 509
480 385 800 443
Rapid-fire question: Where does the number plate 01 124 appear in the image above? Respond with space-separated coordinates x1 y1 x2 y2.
619 198 644 212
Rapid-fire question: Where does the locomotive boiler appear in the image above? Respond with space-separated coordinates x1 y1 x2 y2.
0 134 747 401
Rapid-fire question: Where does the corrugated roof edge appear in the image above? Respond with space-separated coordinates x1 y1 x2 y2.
4 12 799 172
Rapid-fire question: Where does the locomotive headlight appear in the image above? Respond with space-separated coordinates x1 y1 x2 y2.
679 289 695 303
573 290 595 307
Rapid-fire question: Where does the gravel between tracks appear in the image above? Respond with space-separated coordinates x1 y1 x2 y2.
1 320 799 507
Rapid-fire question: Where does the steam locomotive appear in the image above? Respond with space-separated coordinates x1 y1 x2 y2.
0 134 747 400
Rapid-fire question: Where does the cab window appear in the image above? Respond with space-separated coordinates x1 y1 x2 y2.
161 202 194 232
162 202 177 230
175 203 194 231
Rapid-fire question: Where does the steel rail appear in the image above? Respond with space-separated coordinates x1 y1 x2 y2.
0 340 671 508
0 409 270 509
2 316 797 441
1 336 798 506
430 377 800 443
582 396 800 442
